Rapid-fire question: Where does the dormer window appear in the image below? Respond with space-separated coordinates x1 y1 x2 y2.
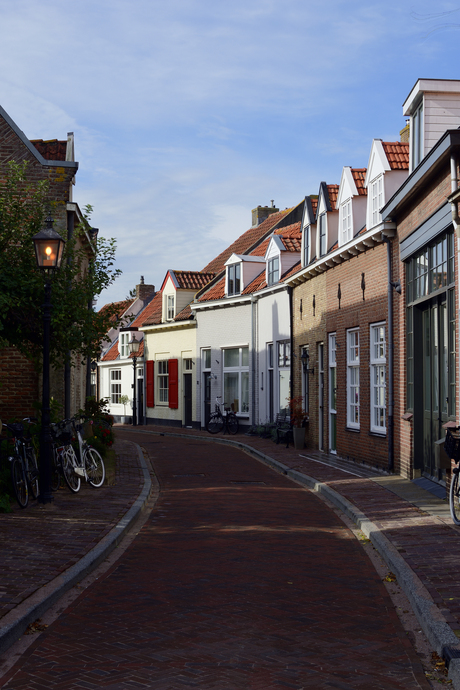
319 214 327 256
120 332 129 357
167 294 175 320
371 176 383 227
340 201 352 245
411 99 424 170
228 263 241 296
303 226 310 266
267 256 279 286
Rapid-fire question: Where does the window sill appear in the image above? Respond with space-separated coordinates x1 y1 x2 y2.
345 426 360 433
369 430 386 438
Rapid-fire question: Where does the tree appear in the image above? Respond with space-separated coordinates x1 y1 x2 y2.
0 161 122 367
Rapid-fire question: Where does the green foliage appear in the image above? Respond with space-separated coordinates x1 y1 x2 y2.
79 396 111 420
0 162 122 368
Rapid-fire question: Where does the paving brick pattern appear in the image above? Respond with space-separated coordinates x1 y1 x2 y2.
2 432 430 689
0 438 144 621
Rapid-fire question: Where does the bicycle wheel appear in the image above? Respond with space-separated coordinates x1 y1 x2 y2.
226 413 239 435
84 447 105 488
10 456 28 508
51 446 61 491
26 448 39 499
450 468 460 525
62 446 81 493
206 413 224 434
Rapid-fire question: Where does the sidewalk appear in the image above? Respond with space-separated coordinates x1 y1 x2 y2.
1 424 460 685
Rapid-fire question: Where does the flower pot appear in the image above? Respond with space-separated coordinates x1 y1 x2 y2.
292 426 305 450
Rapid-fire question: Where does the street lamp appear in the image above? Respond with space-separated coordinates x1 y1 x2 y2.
128 333 141 426
32 214 66 504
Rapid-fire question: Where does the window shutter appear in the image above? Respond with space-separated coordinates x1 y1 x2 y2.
168 358 179 409
146 360 155 407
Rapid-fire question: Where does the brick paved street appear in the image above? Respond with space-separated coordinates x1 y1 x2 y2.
1 432 431 689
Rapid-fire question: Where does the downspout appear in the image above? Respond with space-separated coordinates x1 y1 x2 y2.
288 285 293 401
385 237 395 474
251 295 257 426
450 154 459 235
64 209 74 418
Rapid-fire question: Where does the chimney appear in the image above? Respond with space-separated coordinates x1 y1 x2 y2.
251 202 279 227
136 276 155 302
400 120 410 144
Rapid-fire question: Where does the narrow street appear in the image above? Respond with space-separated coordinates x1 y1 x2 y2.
1 432 431 689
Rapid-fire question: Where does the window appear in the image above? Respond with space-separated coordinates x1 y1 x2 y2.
110 369 121 404
370 324 386 433
227 263 241 296
267 256 280 285
167 295 175 320
303 225 310 266
202 349 211 370
412 99 424 170
120 332 129 357
278 340 290 367
301 345 309 414
158 360 169 403
347 329 360 429
406 232 454 304
340 200 352 245
319 214 327 257
329 335 337 452
371 177 383 227
184 358 193 371
223 346 249 414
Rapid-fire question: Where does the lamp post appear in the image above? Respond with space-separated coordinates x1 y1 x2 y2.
32 215 66 504
128 333 141 426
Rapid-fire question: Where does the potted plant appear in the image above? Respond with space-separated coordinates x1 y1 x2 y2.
289 396 309 450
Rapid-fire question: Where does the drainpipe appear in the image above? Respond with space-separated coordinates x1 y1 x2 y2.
450 154 460 235
251 296 257 426
288 286 293 400
64 209 74 418
385 237 396 474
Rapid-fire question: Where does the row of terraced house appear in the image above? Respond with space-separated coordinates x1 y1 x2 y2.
98 78 460 485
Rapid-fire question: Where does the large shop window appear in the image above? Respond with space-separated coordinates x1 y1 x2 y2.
110 369 121 404
347 329 360 429
370 323 386 433
223 346 249 414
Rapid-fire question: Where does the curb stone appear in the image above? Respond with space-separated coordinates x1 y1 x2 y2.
0 443 151 656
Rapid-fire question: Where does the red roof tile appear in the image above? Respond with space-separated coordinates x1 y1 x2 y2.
351 169 367 196
101 340 120 362
327 185 339 209
201 209 290 274
242 270 266 294
175 304 194 321
382 141 409 170
30 139 67 161
275 221 302 251
98 299 136 324
139 293 163 327
198 277 226 302
310 197 318 216
173 271 215 290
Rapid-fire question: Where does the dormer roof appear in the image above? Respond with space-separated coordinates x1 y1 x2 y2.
382 141 409 170
316 183 339 217
337 168 367 206
160 270 215 292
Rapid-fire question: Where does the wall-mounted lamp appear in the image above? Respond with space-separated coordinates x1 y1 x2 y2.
301 349 314 376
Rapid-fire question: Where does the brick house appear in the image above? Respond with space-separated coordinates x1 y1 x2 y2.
0 105 96 420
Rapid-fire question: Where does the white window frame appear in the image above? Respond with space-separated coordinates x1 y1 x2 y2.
158 360 169 403
119 332 129 358
347 328 360 429
202 348 211 370
371 176 383 228
110 369 122 404
227 263 241 296
411 99 424 170
223 346 249 414
370 323 386 434
340 200 352 245
167 295 175 321
319 213 327 257
303 225 310 266
267 256 280 286
328 333 337 453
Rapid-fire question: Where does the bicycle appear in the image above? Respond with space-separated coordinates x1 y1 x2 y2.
67 417 106 488
50 420 81 493
206 397 239 435
445 427 460 524
6 418 39 508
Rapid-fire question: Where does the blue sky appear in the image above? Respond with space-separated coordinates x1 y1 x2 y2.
1 0 459 305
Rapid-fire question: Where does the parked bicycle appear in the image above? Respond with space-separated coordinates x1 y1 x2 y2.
50 419 79 493
6 418 39 508
206 397 239 435
444 427 460 524
69 417 105 490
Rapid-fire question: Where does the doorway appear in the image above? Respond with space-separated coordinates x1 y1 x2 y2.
184 373 192 427
318 343 324 451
